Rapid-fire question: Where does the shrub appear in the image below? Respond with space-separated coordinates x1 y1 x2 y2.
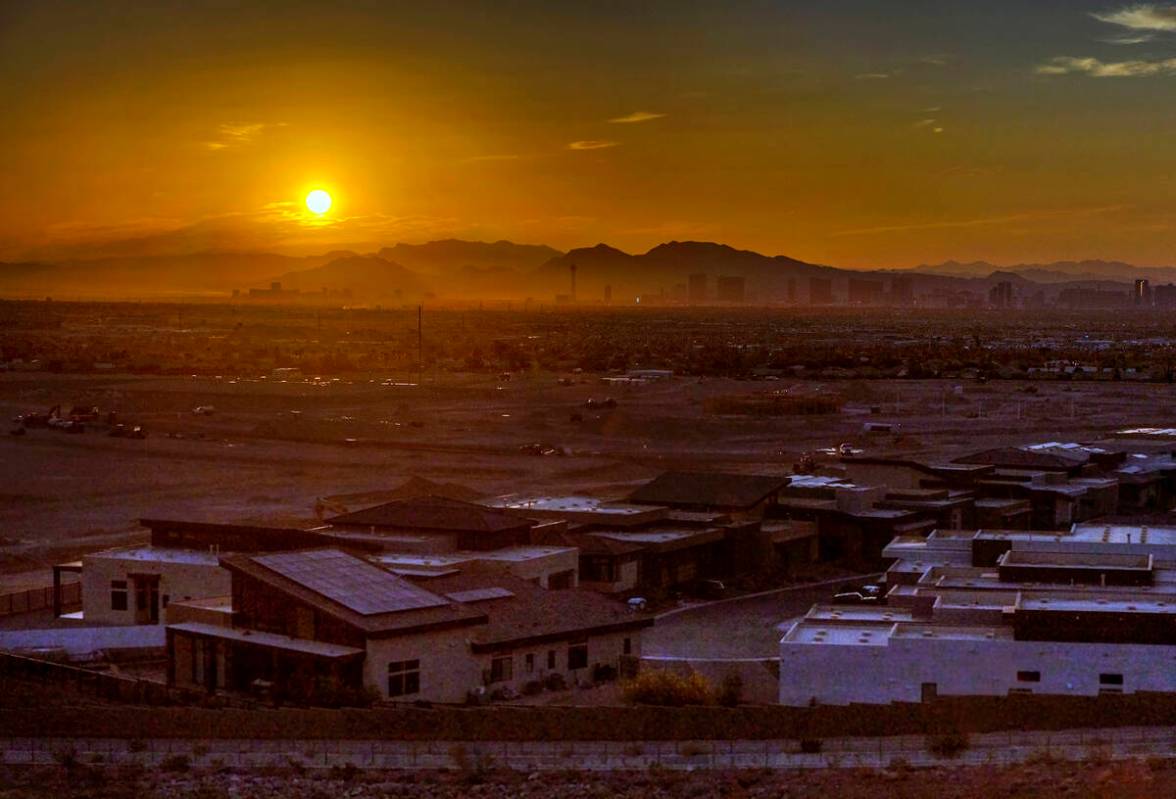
52 745 78 772
621 669 713 706
927 732 970 758
544 673 567 691
160 754 191 773
799 739 823 754
716 673 743 707
521 680 544 696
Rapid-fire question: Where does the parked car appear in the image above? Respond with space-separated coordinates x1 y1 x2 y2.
832 583 885 605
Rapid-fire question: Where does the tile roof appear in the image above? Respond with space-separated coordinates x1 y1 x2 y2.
327 496 533 534
414 573 653 651
628 471 789 509
953 447 1086 471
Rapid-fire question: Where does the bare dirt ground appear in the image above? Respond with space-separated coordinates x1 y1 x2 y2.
3 369 1175 587
0 760 1172 799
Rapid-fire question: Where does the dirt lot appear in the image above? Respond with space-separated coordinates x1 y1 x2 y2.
1 760 1172 799
4 368 1176 586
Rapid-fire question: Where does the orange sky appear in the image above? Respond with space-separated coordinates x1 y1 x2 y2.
3 1 1176 267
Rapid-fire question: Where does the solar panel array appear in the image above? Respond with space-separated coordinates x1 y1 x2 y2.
253 549 448 615
444 587 516 604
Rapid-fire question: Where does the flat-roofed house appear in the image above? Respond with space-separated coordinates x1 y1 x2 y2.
69 519 334 626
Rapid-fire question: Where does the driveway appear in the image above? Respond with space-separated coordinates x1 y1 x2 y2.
644 586 835 659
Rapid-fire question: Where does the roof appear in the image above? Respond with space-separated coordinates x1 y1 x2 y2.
87 546 221 566
590 527 725 554
413 572 652 651
168 622 365 658
252 549 450 615
628 471 789 509
221 548 486 637
953 447 1086 472
327 496 533 534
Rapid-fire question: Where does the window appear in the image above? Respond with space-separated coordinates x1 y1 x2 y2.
623 637 632 655
387 659 420 698
547 650 556 670
110 580 128 611
490 655 513 683
1016 670 1041 683
1099 673 1124 686
568 638 588 670
525 653 535 673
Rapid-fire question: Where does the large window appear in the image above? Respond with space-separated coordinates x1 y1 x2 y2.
387 659 420 698
1099 673 1124 686
1016 670 1041 683
110 580 128 611
568 638 588 670
490 655 513 683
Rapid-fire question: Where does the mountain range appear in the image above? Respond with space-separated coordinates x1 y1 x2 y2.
0 239 1170 303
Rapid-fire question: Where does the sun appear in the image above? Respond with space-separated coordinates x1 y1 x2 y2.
305 189 332 215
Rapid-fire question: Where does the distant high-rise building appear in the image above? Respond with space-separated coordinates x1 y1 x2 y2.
786 278 798 303
716 275 745 304
604 284 612 304
890 275 914 306
848 278 884 306
988 281 1014 309
688 273 708 305
1154 283 1176 309
1134 278 1152 307
809 277 834 306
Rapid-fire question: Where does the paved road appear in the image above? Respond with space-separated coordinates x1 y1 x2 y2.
644 587 834 659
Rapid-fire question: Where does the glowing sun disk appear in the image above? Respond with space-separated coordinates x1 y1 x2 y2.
305 190 332 214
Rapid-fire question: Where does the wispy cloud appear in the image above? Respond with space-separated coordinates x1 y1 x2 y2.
463 154 522 162
608 111 665 124
914 118 945 133
204 122 284 151
1102 32 1157 44
834 205 1126 237
855 72 891 80
1037 55 1176 76
568 140 620 151
1093 4 1176 32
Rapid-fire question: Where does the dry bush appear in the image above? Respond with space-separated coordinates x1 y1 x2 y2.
622 670 713 707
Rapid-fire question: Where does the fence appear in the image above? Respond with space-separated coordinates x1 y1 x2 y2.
0 652 199 706
0 582 80 617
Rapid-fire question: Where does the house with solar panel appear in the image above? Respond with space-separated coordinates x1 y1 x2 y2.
165 548 652 704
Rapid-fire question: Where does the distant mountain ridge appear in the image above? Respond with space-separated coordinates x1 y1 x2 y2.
0 238 1169 302
910 259 1176 284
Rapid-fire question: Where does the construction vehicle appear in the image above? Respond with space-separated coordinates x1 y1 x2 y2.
69 405 99 423
793 452 817 474
313 497 351 522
